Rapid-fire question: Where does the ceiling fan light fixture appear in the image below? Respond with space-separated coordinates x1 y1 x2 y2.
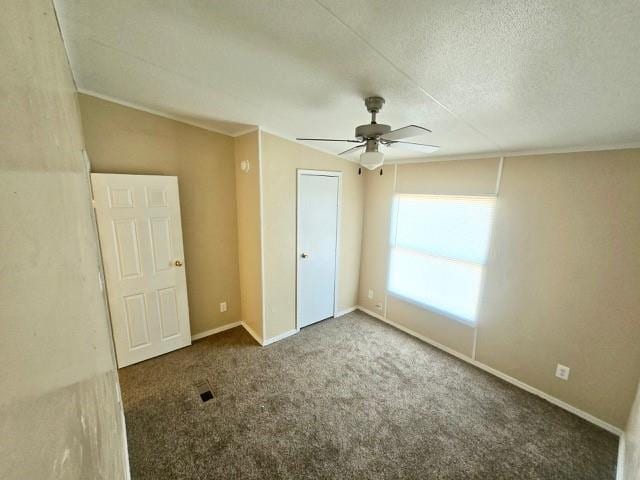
360 139 384 170
360 150 384 170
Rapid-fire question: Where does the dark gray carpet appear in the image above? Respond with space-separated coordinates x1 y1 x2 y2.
119 311 618 479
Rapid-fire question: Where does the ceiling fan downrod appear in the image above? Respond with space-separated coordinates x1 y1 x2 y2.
364 96 385 124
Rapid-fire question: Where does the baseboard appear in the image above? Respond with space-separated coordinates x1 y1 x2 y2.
334 306 357 317
191 321 241 341
357 305 386 321
263 328 299 346
258 306 355 346
356 306 623 437
258 306 356 347
241 321 264 346
616 434 625 480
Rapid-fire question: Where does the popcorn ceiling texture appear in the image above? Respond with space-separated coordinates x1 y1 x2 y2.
55 0 640 159
120 311 617 479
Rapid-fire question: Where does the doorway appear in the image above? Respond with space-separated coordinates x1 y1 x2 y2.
296 170 341 329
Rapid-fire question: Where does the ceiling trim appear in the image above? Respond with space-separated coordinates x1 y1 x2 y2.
76 89 255 137
232 126 260 137
258 126 349 160
389 142 640 164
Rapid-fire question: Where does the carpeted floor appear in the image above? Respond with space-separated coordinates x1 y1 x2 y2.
119 311 618 479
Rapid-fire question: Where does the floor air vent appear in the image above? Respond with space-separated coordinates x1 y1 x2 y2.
195 379 213 402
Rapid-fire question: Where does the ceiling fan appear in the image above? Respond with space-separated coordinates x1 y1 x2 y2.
297 96 439 170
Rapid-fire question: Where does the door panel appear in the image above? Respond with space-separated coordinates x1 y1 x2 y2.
113 219 142 278
92 174 191 367
146 187 168 208
157 287 180 339
297 173 340 328
149 217 173 272
123 293 150 349
108 186 134 208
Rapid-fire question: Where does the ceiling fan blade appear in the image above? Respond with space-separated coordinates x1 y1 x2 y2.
387 141 440 154
296 138 361 143
381 125 432 141
338 144 365 156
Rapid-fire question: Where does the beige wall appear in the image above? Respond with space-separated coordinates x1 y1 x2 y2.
261 132 364 339
476 151 640 428
359 159 500 358
0 1 127 478
358 165 395 316
358 151 640 429
626 382 640 479
234 130 263 340
79 94 241 336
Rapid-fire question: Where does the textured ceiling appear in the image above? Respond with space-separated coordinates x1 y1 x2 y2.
55 0 640 160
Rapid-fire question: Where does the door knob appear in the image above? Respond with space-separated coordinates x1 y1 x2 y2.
301 253 309 259
174 260 183 267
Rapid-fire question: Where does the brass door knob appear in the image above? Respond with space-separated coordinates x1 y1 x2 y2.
174 260 183 267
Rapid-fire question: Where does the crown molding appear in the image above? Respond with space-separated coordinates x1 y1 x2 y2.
389 142 640 165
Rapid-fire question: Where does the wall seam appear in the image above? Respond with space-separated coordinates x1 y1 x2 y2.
382 163 399 320
258 128 267 343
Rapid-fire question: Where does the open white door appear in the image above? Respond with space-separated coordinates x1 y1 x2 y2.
91 174 191 367
297 170 341 329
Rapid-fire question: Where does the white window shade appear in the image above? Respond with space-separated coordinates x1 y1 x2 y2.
388 195 496 324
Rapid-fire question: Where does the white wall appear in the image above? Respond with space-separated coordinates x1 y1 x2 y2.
0 1 128 478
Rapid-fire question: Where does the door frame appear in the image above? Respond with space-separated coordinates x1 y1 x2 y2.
295 169 343 331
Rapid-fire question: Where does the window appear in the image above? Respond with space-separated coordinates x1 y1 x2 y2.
388 194 496 324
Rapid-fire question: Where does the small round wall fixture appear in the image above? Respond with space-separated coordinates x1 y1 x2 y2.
240 159 250 173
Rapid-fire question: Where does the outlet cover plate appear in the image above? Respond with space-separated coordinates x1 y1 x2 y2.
555 364 570 380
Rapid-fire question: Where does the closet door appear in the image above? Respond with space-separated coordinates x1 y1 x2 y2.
297 171 340 328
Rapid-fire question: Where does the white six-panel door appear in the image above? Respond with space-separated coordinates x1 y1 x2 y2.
91 174 191 367
297 171 340 329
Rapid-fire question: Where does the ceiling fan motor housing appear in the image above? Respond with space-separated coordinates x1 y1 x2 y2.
364 96 385 113
355 122 391 140
357 96 390 140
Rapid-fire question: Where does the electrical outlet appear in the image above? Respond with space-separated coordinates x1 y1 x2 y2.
375 302 383 311
368 289 374 299
555 364 570 381
219 302 227 313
